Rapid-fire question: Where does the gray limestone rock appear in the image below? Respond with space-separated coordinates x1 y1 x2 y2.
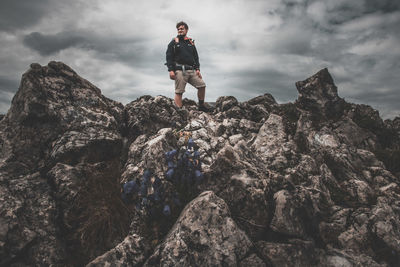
239 253 266 267
86 234 150 267
0 62 127 266
257 239 321 266
144 191 253 266
270 190 307 237
295 68 345 120
1 62 400 266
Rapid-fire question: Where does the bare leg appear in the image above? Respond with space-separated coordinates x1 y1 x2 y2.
197 87 206 102
175 93 183 108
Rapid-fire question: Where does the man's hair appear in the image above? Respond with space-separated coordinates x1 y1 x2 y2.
176 21 189 30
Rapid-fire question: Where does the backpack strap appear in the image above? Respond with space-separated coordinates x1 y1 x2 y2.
184 37 195 46
172 37 179 54
173 37 195 45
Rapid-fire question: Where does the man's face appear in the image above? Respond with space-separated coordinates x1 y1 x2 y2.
177 25 188 37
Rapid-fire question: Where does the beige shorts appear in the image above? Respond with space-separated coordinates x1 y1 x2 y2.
174 70 206 94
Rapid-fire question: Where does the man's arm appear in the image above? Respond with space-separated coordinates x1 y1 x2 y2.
166 41 176 80
166 41 176 72
193 45 200 71
193 45 202 78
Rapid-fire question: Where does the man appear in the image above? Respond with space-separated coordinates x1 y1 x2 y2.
166 21 209 112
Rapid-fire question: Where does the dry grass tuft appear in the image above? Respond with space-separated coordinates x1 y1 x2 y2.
65 161 131 265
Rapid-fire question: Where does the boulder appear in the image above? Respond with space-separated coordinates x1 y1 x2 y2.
144 191 254 266
86 234 150 267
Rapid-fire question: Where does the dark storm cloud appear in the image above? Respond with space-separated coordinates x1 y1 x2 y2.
325 0 400 26
0 76 18 92
271 27 314 55
364 0 400 13
277 0 400 29
22 30 152 67
231 69 299 102
0 0 52 31
0 76 18 114
89 37 153 67
23 32 86 56
359 89 400 103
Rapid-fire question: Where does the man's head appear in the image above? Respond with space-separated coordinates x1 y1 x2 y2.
176 21 188 37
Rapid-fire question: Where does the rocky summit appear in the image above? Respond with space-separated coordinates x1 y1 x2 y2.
1 62 399 267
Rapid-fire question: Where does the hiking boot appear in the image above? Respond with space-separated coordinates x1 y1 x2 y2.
198 104 211 113
176 106 188 116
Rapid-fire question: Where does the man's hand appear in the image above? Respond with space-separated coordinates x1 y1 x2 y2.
196 70 202 79
169 71 176 80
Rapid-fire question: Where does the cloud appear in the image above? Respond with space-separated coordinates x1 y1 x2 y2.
22 28 161 72
23 32 86 56
364 0 400 13
0 76 17 90
305 0 400 28
0 0 52 32
0 78 15 114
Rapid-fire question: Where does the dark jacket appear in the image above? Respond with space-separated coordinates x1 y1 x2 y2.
166 36 200 72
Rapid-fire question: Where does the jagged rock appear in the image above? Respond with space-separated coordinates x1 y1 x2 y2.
350 104 385 134
270 190 307 237
333 118 378 150
86 234 150 267
245 93 277 108
205 142 271 240
296 68 339 103
239 253 266 267
124 95 188 140
0 172 65 266
1 62 400 266
257 239 321 266
295 68 344 120
321 249 387 267
243 94 276 123
385 117 400 135
252 114 288 164
0 61 128 266
319 205 351 247
144 191 254 266
121 128 177 182
215 96 239 112
369 196 400 265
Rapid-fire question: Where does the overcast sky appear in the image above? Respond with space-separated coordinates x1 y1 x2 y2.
1 0 399 119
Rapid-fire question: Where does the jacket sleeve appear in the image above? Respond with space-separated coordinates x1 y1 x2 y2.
193 45 200 71
166 41 175 72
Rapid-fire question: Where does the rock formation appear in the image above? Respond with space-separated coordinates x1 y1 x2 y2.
1 62 399 266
